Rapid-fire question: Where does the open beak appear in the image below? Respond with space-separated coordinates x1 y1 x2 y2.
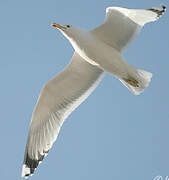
51 23 65 30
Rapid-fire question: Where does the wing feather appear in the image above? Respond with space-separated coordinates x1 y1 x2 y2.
91 5 166 51
22 53 105 178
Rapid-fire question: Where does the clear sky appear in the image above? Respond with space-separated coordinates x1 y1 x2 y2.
0 0 169 180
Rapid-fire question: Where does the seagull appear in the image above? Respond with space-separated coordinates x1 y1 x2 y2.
21 4 166 178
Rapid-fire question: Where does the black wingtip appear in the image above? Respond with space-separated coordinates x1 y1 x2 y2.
148 5 166 18
161 5 166 10
160 4 167 13
22 152 46 178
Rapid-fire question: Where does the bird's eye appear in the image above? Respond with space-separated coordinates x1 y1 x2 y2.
66 25 70 28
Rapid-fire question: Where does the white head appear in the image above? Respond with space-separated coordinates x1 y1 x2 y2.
51 23 88 43
52 23 82 40
51 23 90 55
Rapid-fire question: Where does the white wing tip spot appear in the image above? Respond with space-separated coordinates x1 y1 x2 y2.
21 164 31 178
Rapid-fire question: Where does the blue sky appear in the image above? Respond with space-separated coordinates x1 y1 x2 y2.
0 0 169 180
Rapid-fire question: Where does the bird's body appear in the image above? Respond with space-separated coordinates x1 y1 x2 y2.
67 28 130 77
21 4 166 178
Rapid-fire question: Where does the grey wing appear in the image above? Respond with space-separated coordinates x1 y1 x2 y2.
91 5 166 51
22 53 105 178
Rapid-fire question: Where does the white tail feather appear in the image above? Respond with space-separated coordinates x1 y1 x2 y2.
120 69 152 95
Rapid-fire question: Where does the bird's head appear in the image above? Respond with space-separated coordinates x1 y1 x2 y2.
51 23 88 52
51 23 86 41
51 23 72 31
51 23 76 39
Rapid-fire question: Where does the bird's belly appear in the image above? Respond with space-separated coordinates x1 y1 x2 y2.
73 39 130 77
70 39 100 66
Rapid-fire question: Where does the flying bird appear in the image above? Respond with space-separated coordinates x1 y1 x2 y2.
21 5 166 178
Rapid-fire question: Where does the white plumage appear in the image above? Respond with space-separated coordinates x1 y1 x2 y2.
21 5 166 178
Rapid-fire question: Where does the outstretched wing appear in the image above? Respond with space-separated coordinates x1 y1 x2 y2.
91 5 166 51
22 53 105 178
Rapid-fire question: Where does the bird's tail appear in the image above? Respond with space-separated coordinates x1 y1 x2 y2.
119 68 152 95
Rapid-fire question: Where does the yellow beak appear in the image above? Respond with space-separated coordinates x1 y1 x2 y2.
51 23 64 30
